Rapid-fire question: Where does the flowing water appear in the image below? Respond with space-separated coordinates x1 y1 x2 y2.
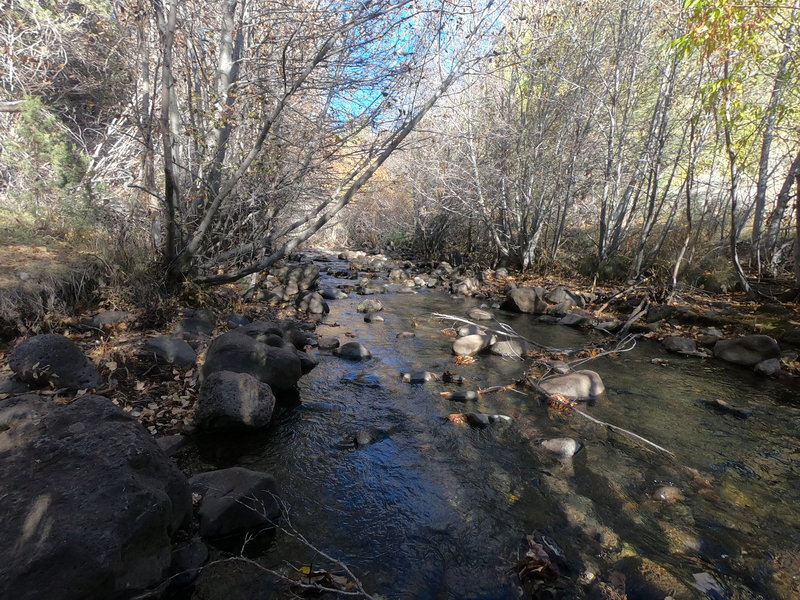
195 258 800 599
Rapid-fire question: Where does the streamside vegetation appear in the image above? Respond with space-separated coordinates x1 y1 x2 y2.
1 0 799 299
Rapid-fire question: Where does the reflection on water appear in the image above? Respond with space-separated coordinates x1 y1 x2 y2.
197 265 800 599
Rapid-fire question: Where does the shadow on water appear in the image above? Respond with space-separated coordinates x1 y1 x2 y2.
190 262 800 600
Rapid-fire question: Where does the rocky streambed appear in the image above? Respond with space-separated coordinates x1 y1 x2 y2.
1 249 799 599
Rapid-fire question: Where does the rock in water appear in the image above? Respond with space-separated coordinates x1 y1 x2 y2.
333 341 372 360
9 334 102 390
357 298 383 313
536 437 583 458
452 334 495 356
201 330 304 391
501 287 548 314
713 335 780 367
538 369 605 400
0 394 191 600
651 485 684 503
467 307 493 321
662 335 698 354
196 371 276 431
189 467 280 539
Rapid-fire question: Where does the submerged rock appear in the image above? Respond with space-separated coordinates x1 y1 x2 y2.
401 371 435 383
651 485 684 503
536 437 583 458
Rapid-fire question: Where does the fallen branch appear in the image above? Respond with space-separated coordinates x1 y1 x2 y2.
525 379 674 458
431 312 559 351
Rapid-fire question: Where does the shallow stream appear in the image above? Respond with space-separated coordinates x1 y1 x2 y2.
196 258 800 599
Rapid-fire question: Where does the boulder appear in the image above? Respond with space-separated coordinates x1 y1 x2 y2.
452 334 495 356
489 339 527 357
144 335 197 369
189 467 280 538
501 287 548 314
357 298 383 313
754 358 781 377
494 267 508 278
9 334 101 390
646 304 677 323
0 394 191 600
558 310 593 328
714 335 781 367
467 307 493 321
271 263 319 291
296 350 318 374
662 336 697 354
174 316 215 339
536 437 583 458
318 336 340 350
196 371 275 431
388 268 407 281
333 342 372 360
168 538 209 589
545 287 584 308
201 331 303 391
538 369 605 400
296 291 328 315
364 313 384 323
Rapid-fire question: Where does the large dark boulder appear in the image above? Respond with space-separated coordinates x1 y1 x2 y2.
189 467 280 538
201 331 303 392
9 334 101 390
714 335 781 367
196 371 276 431
0 394 191 600
501 287 548 314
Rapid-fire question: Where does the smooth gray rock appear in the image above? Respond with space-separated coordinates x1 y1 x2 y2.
189 467 280 538
196 371 275 431
0 394 191 600
295 350 318 374
458 324 486 337
495 267 508 278
388 268 407 281
401 371 435 383
156 434 190 458
545 287 584 308
536 437 583 458
201 331 303 391
364 313 385 323
662 336 698 354
82 310 133 329
174 316 215 339
489 339 528 357
452 334 495 356
501 287 548 314
144 335 197 369
9 334 101 390
538 369 605 400
318 336 340 350
714 335 781 367
467 307 493 321
357 298 384 313
754 358 781 377
452 277 480 296
333 342 372 360
558 310 593 327
396 331 416 339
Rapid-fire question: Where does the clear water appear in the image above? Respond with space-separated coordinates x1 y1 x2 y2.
195 262 800 599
